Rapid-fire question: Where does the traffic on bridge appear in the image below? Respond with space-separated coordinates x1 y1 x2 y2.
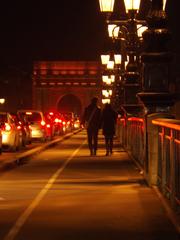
0 0 179 239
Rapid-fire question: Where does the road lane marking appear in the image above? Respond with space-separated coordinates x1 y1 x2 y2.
3 140 86 240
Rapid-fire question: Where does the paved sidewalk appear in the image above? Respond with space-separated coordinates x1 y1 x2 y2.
78 133 180 240
0 129 179 239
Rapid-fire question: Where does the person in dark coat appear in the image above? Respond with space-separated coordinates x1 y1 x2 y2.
81 97 101 156
101 103 117 156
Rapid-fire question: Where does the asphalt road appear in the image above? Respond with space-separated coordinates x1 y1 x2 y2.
0 130 179 240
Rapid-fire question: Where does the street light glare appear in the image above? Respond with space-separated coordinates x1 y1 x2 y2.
0 99 5 104
163 0 167 11
124 0 141 12
99 0 115 12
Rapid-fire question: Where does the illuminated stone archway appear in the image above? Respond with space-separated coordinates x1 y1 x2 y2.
57 94 82 116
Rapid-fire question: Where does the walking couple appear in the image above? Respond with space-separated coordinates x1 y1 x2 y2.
81 97 117 156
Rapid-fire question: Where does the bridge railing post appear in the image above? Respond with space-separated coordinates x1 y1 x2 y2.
146 113 174 186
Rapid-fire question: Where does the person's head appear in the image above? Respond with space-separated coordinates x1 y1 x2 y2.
91 97 98 105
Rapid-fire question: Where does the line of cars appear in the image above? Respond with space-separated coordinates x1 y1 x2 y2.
0 110 81 154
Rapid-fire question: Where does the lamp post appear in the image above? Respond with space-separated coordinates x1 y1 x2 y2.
137 0 174 114
99 0 148 115
98 0 173 115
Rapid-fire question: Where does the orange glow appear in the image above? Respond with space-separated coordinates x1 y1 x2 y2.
5 123 11 131
26 112 32 115
77 71 84 75
17 125 21 130
128 117 143 123
41 70 47 75
89 70 97 75
152 119 180 131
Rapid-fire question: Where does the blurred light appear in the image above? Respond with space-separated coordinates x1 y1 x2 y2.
114 54 122 65
0 98 5 104
99 0 115 12
110 75 115 83
102 98 111 104
41 120 46 126
137 24 148 38
108 24 119 38
102 90 113 97
101 54 110 65
163 0 167 11
124 0 141 13
107 60 114 70
5 123 11 131
125 61 128 69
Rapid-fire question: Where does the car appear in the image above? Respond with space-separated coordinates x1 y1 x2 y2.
44 112 65 136
17 110 48 142
61 112 75 132
73 116 81 129
17 112 32 145
10 113 27 148
0 112 22 151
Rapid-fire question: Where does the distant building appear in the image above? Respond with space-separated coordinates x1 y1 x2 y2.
32 61 102 116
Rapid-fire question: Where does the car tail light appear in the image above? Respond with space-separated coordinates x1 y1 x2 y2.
26 112 32 115
41 120 46 126
46 124 51 128
17 125 21 130
62 121 66 125
54 118 59 123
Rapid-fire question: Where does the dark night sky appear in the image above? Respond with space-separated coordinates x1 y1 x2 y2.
0 0 179 72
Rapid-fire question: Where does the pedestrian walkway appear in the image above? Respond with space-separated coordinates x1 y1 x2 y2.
73 130 180 240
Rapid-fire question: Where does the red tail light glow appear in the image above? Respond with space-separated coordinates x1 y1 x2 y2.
17 125 21 130
41 121 46 126
54 118 59 123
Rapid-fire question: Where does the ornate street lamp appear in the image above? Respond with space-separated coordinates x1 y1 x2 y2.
99 0 147 111
124 0 141 13
99 0 115 13
137 0 174 113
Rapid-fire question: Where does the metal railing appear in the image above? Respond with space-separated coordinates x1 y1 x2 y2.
116 116 145 168
152 119 180 212
116 115 180 213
